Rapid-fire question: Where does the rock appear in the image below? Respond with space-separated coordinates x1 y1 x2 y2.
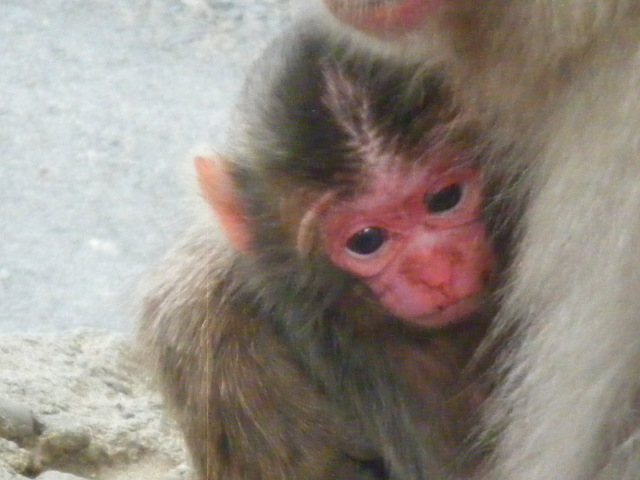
39 425 90 462
35 472 89 480
0 460 29 479
0 398 37 441
164 462 193 479
0 438 33 474
103 379 132 396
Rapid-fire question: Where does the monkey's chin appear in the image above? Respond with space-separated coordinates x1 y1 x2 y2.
406 294 483 329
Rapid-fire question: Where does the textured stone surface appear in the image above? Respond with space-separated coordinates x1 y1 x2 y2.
0 331 190 479
0 398 36 441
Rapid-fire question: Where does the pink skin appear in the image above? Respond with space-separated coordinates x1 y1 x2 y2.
322 160 494 328
323 0 442 35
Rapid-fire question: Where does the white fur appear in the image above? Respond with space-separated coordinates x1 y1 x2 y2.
489 45 640 479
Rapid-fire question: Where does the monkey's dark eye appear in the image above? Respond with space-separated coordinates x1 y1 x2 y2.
424 183 463 213
346 227 387 255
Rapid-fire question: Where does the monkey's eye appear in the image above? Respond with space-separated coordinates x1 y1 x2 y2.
424 183 463 213
346 227 387 255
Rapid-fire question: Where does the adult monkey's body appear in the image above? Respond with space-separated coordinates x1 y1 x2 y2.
323 1 640 479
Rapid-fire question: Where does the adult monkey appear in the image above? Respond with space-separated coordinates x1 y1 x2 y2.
321 1 640 479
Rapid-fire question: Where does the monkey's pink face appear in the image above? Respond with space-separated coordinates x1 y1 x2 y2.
322 164 494 328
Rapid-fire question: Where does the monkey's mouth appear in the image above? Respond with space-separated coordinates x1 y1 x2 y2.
371 277 486 329
408 293 484 328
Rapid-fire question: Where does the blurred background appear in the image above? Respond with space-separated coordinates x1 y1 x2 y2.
0 0 293 332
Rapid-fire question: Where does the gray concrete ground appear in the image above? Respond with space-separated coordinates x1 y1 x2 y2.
0 0 292 332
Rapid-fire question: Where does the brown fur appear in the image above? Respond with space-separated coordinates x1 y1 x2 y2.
138 222 490 479
139 227 374 479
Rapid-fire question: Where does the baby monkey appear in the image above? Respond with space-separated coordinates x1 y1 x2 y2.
139 21 496 480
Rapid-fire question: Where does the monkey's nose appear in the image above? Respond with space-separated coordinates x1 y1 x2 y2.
400 250 454 289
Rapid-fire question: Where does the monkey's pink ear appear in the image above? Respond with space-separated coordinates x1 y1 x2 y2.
194 156 252 251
